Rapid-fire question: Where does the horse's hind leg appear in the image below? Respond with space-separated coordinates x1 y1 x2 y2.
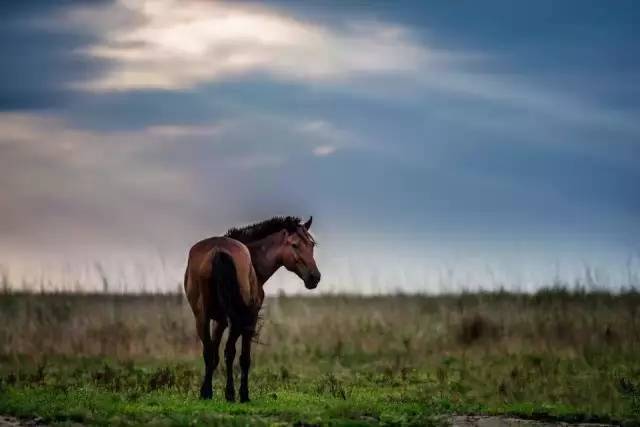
239 331 252 402
197 315 214 399
210 319 226 394
198 315 227 399
224 327 241 402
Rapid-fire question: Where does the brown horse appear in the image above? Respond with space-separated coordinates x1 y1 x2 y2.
184 216 320 402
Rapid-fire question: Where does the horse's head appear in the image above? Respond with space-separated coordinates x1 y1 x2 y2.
280 217 321 289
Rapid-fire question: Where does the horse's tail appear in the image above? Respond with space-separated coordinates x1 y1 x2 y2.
212 251 257 335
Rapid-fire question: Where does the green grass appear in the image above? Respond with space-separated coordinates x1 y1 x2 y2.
1 291 640 425
1 352 638 426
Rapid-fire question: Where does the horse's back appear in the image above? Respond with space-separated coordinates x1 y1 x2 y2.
188 237 251 272
185 236 257 321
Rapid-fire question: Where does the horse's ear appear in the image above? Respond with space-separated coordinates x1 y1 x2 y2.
304 216 313 230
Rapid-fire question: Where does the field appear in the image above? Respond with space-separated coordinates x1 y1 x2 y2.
1 289 639 426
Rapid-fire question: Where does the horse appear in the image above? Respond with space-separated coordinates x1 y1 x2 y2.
184 216 320 402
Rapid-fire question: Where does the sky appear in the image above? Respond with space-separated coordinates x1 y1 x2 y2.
1 0 639 293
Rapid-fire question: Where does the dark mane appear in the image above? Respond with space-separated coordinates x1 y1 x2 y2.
225 216 302 244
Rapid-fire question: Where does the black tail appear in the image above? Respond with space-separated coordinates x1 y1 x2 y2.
212 251 257 334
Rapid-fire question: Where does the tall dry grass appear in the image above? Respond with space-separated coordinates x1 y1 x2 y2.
1 288 638 363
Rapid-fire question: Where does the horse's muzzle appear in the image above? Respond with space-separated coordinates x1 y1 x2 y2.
304 272 321 289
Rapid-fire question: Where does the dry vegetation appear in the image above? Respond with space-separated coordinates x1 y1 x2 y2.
1 289 639 360
1 288 639 425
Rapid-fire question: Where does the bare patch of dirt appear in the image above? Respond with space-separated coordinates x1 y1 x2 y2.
452 415 614 427
0 416 45 427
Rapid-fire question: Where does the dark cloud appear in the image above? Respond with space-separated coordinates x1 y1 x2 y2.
0 3 104 111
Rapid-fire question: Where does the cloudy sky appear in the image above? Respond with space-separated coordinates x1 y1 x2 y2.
1 0 639 293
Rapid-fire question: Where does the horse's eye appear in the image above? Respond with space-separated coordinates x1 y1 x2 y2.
292 243 299 249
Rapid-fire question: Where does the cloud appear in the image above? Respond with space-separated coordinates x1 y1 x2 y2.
0 112 306 253
147 124 223 138
17 0 632 141
54 0 638 136
296 119 358 156
0 113 199 247
60 0 435 92
312 145 337 157
0 111 361 252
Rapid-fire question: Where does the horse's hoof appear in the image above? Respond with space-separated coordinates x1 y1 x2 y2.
239 388 249 402
225 389 235 402
200 385 213 400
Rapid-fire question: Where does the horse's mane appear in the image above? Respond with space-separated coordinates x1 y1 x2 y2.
225 216 303 244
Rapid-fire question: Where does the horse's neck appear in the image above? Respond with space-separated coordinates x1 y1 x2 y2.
246 235 282 286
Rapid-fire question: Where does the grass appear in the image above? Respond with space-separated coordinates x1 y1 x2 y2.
1 290 639 426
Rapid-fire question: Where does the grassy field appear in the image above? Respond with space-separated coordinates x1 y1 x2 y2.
1 289 639 426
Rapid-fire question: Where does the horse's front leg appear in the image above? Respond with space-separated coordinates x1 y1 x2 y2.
239 332 252 402
224 327 241 402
